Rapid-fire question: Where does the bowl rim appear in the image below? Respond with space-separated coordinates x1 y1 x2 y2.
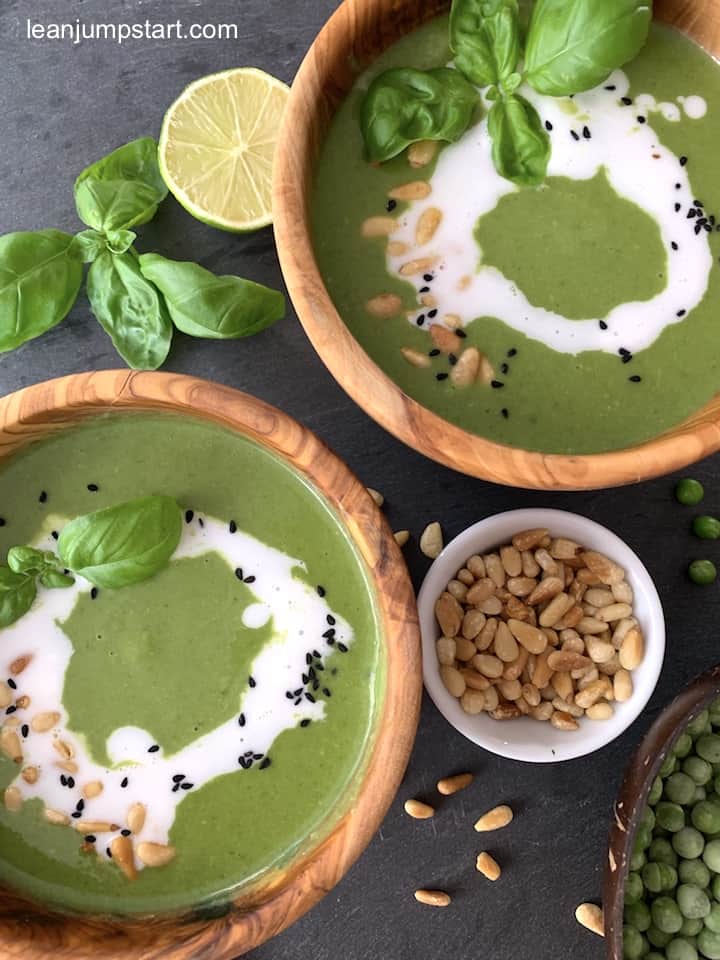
272 0 720 491
604 663 720 959
0 370 422 960
417 508 665 763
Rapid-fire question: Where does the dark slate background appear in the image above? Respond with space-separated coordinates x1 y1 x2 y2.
0 2 717 958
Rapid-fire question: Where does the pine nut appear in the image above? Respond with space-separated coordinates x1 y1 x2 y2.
539 592 572 627
550 710 579 731
498 679 522 701
421 522 444 559
585 636 615 664
400 256 438 276
612 581 633 604
507 576 537 598
512 529 549 551
450 346 480 386
110 836 137 881
467 579 496 605
440 665 466 698
527 576 563 605
4 786 22 812
479 595 503 615
522 550 540 577
584 588 615 608
596 602 633 623
435 592 462 637
522 683 541 707
586 701 614 720
462 609 486 640
580 551 625 585
476 852 501 881
476 617 498 651
387 241 408 257
503 646 529 681
508 619 547 654
31 711 61 733
574 679 610 709
467 555 486 578
461 669 490 691
437 773 473 796
10 654 32 675
436 637 456 665
473 654 504 679
404 799 435 819
0 728 22 763
613 669 633 702
575 902 604 937
494 622 519 662
416 207 443 246
21 766 39 784
619 627 644 670
457 568 475 586
53 739 74 760
500 545 523 577
483 685 499 711
15 695 30 709
366 487 383 506
136 842 176 868
552 697 583 718
414 889 451 907
127 803 146 834
408 140 439 168
83 781 104 800
550 538 580 559
461 689 486 714
44 808 70 826
531 701 554 721
389 180 432 201
361 216 398 238
429 323 461 354
478 354 495 385
474 804 513 832
455 637 477 662
552 671 574 702
0 682 12 709
485 554 505 588
75 820 119 834
366 293 402 318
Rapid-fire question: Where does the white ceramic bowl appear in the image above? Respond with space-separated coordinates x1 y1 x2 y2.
418 509 665 762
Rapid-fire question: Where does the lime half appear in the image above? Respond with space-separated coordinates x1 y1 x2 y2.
159 68 290 233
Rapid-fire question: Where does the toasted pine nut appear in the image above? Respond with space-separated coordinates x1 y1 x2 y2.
408 140 438 168
550 710 579 731
437 773 473 796
512 529 549 551
435 592 463 637
394 530 410 547
387 241 408 257
494 621 519 663
476 852 501 881
586 701 614 720
21 766 39 784
4 786 22 812
436 637 456 666
414 889 451 907
421 522 444 559
462 609 486 640
461 669 490 691
619 627 644 670
508 619 547 655
127 803 146 834
575 902 604 937
389 180 432 201
596 602 633 623
366 487 384 506
0 682 12 708
440 666 466 698
74 820 119 834
361 216 397 238
110 836 137 881
474 804 513 832
500 545 523 577
399 256 438 277
611 581 633 604
44 807 70 826
404 799 435 819
10 654 32 675
580 551 625 586
473 654 504 679
461 689 486 714
366 293 402 318
613 669 633 702
450 347 480 386
136 842 176 868
31 711 60 733
82 780 104 800
416 207 443 246
0 728 22 763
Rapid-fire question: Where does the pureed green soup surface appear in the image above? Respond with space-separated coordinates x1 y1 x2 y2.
312 19 720 454
0 413 383 914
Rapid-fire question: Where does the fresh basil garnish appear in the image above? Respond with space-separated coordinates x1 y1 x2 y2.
138 254 285 340
72 229 108 264
74 138 168 232
360 67 480 164
450 0 521 87
87 251 172 370
0 567 37 629
487 94 550 186
0 230 83 353
57 495 182 589
525 0 652 96
39 570 75 590
7 546 48 576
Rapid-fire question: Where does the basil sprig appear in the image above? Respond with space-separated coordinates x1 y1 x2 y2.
360 68 480 164
525 0 652 96
0 495 183 629
360 0 652 188
0 137 285 369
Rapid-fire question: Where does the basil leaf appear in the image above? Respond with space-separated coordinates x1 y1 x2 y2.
87 251 172 370
58 495 182 589
7 546 45 576
360 67 480 163
73 229 107 264
487 94 550 186
0 230 83 352
39 570 75 590
0 567 36 628
74 138 168 231
525 0 652 96
105 229 136 255
450 0 521 87
138 254 285 340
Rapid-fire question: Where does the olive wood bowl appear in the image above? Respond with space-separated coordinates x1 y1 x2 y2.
273 0 720 490
0 371 421 960
604 664 720 958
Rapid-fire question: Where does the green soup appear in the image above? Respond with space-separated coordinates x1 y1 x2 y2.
0 413 383 915
312 20 720 454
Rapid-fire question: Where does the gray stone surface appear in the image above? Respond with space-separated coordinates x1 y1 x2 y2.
0 2 714 958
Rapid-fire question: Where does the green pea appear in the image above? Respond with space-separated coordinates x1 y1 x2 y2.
649 776 665 805
676 478 705 505
663 754 681 777
713 775 720 797
682 917 705 937
647 953 666 960
692 800 720 834
625 871 645 905
693 515 720 540
712 875 720 900
689 712 711 738
630 850 647 872
698 735 720 764
642 806 658 831
703 838 720 872
643 862 665 893
626 900 652 932
624 925 648 959
657 801 687 833
698 929 720 959
677 884 711 920
705 903 720 934
673 828 706 860
660 863 678 890
688 560 717 586
652 837 679 866
636 823 655 852
648 925 673 948
678 859 711 888
668 773 700 805
695 786 708 803
676 734 695 759
684 757 713 785
709 696 720 727
652 896 684 934
667 938 699 960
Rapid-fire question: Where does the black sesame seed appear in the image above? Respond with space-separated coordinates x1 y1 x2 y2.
680 156 688 166
582 126 591 139
423 273 434 282
293 688 303 696
621 97 633 105
106 847 113 858
436 372 449 381
605 84 617 91
326 636 335 646
696 215 706 225
51 530 59 540
429 348 441 358
599 320 608 330
172 783 180 792
259 757 271 769
253 753 263 761
545 120 553 131
316 585 326 597
0 518 5 527
7 678 16 690
285 691 294 699
457 329 467 339
323 687 332 697
500 363 509 375
386 198 397 212
338 642 349 653
419 286 430 293
60 774 67 786
671 241 679 251
148 744 160 753
305 653 312 665
71 811 81 819
688 209 697 219
312 649 321 659
180 782 193 790
704 224 713 233
637 116 646 124
229 520 237 534
121 828 131 836
695 199 704 208
313 679 320 690
238 756 251 769
677 309 687 317
710 216 716 226
491 380 504 389
5 705 16 715
249 676 256 688
85 835 96 843
695 224 702 235
305 692 316 703
87 483 99 492
507 348 517 357
619 348 630 356
121 777 129 788
427 308 438 319
622 354 633 364
68 777 75 789
21 723 28 738
501 408 509 419
172 774 185 783
327 615 336 626
571 130 580 141
244 575 256 584
90 587 98 600
198 517 204 528
675 203 681 212
300 718 311 728
235 567 244 580
184 509 194 523
448 354 458 366
301 673 309 684
416 314 425 327
38 491 47 504
675 183 682 190
629 375 642 383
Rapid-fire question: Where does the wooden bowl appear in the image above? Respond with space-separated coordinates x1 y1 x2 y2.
604 664 720 958
0 371 421 960
273 0 720 490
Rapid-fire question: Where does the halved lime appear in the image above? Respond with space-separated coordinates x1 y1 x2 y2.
158 68 290 233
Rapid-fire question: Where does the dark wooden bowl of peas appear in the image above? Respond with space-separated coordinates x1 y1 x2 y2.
605 665 720 960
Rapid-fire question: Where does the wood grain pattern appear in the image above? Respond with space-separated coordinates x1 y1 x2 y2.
273 0 720 491
604 665 720 958
0 371 421 960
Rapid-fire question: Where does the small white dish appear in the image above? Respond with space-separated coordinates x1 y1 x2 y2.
418 509 665 763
